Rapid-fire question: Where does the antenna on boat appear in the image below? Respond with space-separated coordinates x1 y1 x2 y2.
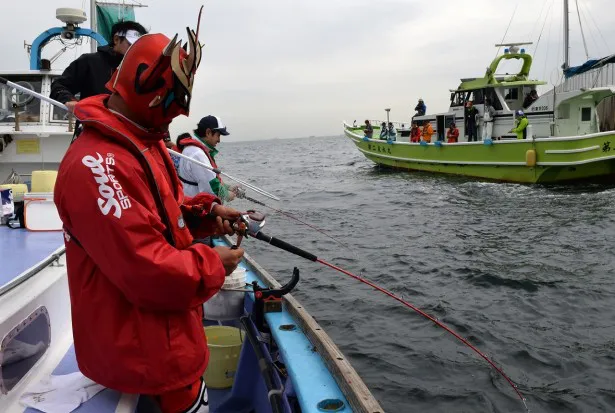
495 42 533 54
385 108 391 125
90 1 97 53
563 0 570 69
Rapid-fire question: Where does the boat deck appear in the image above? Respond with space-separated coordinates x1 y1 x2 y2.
0 226 64 290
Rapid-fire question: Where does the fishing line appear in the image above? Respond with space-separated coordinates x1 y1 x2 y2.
236 191 361 265
237 217 528 411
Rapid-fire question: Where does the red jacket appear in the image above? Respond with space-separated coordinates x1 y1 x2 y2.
447 127 459 143
54 95 226 394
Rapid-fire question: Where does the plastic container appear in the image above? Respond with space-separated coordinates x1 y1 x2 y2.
203 326 244 389
24 193 62 231
203 267 247 321
0 184 28 202
30 171 58 193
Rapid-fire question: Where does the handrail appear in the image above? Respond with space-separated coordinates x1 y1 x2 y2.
0 246 65 296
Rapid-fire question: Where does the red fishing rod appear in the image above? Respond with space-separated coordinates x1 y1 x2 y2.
234 211 528 411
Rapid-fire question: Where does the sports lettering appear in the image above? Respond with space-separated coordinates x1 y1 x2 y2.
82 152 132 218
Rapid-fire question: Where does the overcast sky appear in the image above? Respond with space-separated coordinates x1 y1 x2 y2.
2 0 614 141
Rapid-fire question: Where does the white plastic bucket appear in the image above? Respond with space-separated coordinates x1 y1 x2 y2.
203 267 247 321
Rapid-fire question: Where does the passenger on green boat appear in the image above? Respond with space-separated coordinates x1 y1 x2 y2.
387 122 397 141
363 120 373 139
379 122 388 140
510 110 529 140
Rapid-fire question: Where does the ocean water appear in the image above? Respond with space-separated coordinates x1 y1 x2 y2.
220 136 615 413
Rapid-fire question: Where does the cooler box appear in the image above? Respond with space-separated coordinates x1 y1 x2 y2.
24 193 62 231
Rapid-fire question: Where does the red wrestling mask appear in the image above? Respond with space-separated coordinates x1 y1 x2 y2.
106 8 203 129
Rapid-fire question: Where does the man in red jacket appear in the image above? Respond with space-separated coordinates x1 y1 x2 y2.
54 23 242 413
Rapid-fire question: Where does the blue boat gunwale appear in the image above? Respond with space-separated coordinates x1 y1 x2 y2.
222 236 383 413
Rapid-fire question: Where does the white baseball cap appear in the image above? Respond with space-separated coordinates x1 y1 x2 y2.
118 29 142 45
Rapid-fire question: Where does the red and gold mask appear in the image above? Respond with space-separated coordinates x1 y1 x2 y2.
106 9 203 129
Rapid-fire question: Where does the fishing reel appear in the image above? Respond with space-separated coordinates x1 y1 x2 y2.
231 210 266 249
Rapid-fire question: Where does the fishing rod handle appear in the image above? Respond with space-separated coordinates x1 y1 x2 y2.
254 231 317 262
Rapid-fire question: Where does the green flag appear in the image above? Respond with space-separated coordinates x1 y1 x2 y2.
95 3 136 43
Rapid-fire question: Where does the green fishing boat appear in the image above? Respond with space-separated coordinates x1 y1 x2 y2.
344 1 615 184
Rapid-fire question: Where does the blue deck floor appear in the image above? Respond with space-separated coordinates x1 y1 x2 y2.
0 226 64 289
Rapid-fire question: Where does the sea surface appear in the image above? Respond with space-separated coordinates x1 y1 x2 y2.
220 136 615 413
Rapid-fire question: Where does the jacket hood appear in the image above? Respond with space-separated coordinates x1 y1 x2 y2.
74 95 169 146
97 45 123 66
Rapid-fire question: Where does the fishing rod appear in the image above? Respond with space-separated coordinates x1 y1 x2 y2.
233 211 529 411
234 188 357 254
0 76 279 201
167 149 279 200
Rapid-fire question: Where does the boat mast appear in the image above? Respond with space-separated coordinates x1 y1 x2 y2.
90 0 97 52
563 0 570 69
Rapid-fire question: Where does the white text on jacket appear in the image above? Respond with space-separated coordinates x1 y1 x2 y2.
82 152 132 218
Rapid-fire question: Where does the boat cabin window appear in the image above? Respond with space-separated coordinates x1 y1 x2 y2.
503 87 524 110
581 107 592 122
450 92 466 107
0 307 50 394
48 76 70 123
0 75 42 124
503 87 519 101
467 90 484 105
485 89 503 110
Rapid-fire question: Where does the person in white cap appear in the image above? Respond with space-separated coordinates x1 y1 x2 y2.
176 115 240 203
50 21 148 113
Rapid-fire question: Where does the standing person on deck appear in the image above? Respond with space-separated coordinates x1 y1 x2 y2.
465 101 479 142
50 21 148 113
446 122 459 143
410 121 421 143
422 121 434 143
176 116 239 203
363 119 373 139
54 27 244 413
510 110 529 139
482 99 496 140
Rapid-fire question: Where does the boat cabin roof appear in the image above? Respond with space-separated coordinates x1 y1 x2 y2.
456 79 546 92
455 51 547 92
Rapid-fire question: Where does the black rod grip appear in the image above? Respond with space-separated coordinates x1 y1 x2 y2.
255 232 317 262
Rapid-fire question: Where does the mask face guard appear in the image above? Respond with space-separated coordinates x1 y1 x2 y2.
135 6 204 114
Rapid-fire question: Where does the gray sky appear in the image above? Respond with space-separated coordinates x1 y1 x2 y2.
2 0 614 141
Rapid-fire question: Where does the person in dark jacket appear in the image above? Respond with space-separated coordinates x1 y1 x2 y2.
414 98 426 117
50 21 148 113
465 101 479 142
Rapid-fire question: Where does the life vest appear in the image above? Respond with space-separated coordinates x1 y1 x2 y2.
176 136 223 187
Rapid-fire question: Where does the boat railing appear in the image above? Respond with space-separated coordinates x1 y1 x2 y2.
557 61 615 93
0 246 65 297
0 73 72 134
